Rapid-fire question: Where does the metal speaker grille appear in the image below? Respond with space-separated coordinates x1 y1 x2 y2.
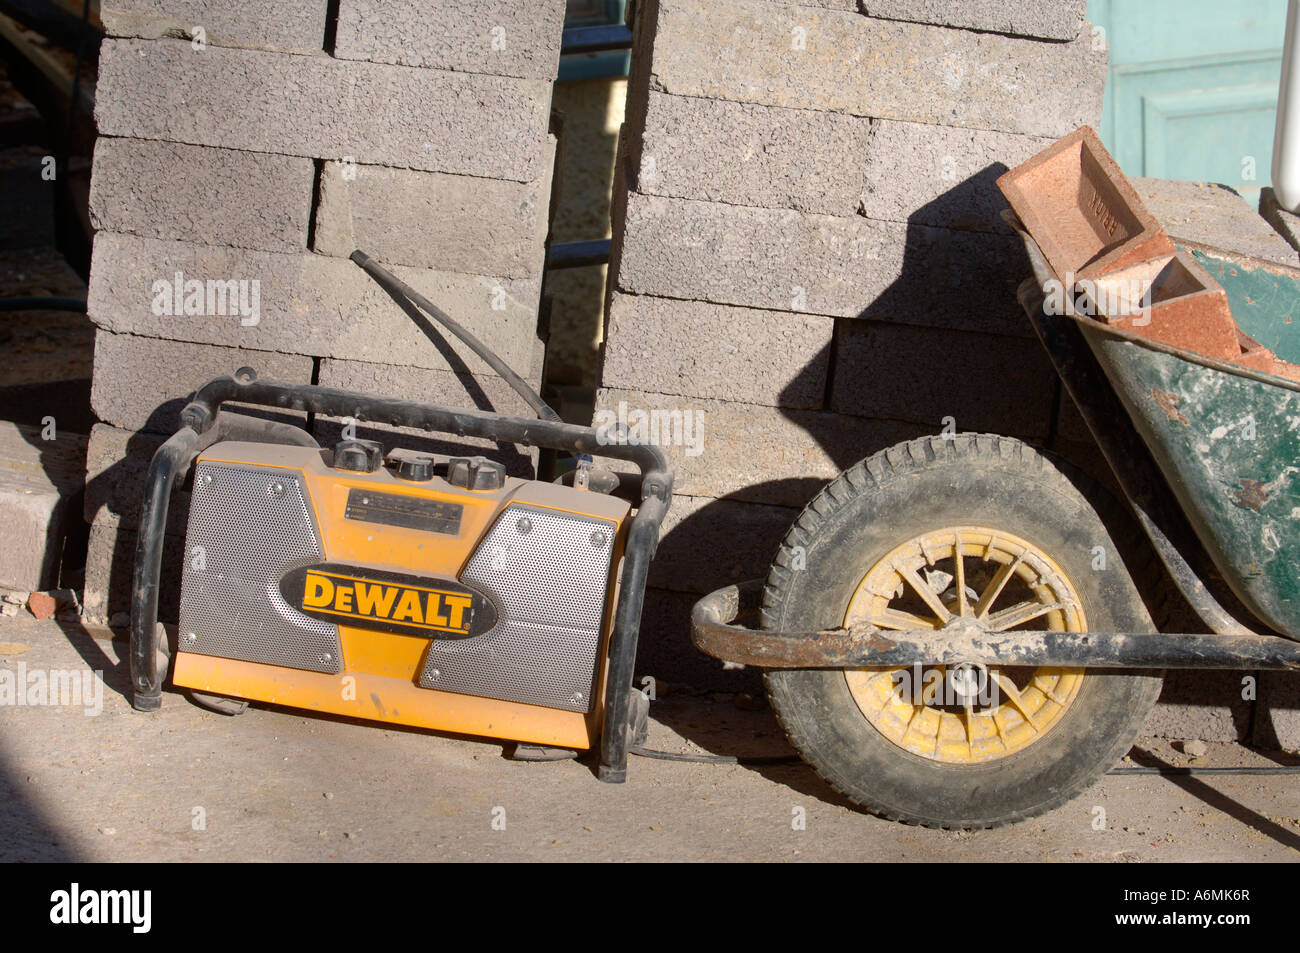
421 505 617 712
179 462 342 674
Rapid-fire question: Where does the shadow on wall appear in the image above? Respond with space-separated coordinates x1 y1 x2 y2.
635 163 1298 746
637 162 1043 692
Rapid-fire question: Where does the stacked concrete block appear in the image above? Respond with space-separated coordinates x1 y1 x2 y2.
597 0 1111 689
83 0 565 623
1260 187 1300 263
0 423 88 594
1132 178 1299 266
859 0 1088 42
98 0 331 53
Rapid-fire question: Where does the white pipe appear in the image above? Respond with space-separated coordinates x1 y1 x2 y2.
1272 0 1300 210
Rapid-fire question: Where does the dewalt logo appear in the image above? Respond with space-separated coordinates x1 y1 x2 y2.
280 564 496 639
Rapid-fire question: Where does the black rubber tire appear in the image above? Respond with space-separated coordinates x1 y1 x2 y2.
762 433 1164 829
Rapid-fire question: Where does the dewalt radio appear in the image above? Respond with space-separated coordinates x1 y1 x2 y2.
129 252 672 782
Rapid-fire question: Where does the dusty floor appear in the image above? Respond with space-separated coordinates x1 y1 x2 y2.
0 616 1296 862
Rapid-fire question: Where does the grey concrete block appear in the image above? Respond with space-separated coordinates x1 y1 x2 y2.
650 493 796 593
90 138 314 253
645 0 1106 138
313 152 551 278
334 0 567 80
635 91 875 216
602 293 833 408
90 331 313 433
1257 187 1300 263
1049 437 1122 505
86 234 543 374
860 120 1053 232
1056 389 1092 444
1132 178 1299 266
594 386 931 506
1253 672 1300 753
83 512 184 625
318 358 543 418
99 0 328 53
830 321 1056 438
0 422 87 591
616 193 1033 337
83 424 191 535
1142 670 1254 744
860 0 1086 41
634 586 762 693
95 38 552 182
1048 398 1124 500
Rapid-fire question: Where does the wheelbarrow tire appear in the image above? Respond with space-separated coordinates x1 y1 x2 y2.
761 433 1163 829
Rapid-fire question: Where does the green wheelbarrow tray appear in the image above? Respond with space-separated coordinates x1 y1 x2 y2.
1012 216 1300 641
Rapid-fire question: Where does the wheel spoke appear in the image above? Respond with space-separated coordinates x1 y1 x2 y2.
896 563 953 623
973 550 1025 619
953 531 970 617
962 698 979 748
921 665 944 706
844 525 1087 766
870 608 942 631
991 671 1040 731
990 708 1012 751
985 599 1063 632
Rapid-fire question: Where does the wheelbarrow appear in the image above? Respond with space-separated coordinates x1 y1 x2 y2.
690 126 1300 829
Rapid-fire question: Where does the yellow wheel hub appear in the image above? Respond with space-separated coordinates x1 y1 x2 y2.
844 526 1086 765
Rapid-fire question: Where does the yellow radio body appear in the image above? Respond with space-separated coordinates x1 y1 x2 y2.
171 440 631 751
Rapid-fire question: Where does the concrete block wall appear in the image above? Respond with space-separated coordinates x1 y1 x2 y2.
599 0 1300 748
599 0 1095 686
83 0 565 624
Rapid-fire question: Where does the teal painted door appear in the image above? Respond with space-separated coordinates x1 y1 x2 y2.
1087 0 1287 197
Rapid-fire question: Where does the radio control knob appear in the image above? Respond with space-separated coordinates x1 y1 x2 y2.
446 456 505 491
333 439 384 473
395 454 435 482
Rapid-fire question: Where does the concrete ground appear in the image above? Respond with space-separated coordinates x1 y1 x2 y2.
0 616 1296 862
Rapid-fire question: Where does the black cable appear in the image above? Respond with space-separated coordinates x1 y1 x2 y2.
1107 765 1300 776
349 250 561 422
0 297 87 312
629 746 802 766
629 746 1300 774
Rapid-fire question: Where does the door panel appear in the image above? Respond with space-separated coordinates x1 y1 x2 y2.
1088 0 1286 193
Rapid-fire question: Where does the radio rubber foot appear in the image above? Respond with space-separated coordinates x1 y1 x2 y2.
504 743 579 762
133 692 162 712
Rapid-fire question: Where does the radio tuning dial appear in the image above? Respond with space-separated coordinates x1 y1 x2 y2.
395 455 435 482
